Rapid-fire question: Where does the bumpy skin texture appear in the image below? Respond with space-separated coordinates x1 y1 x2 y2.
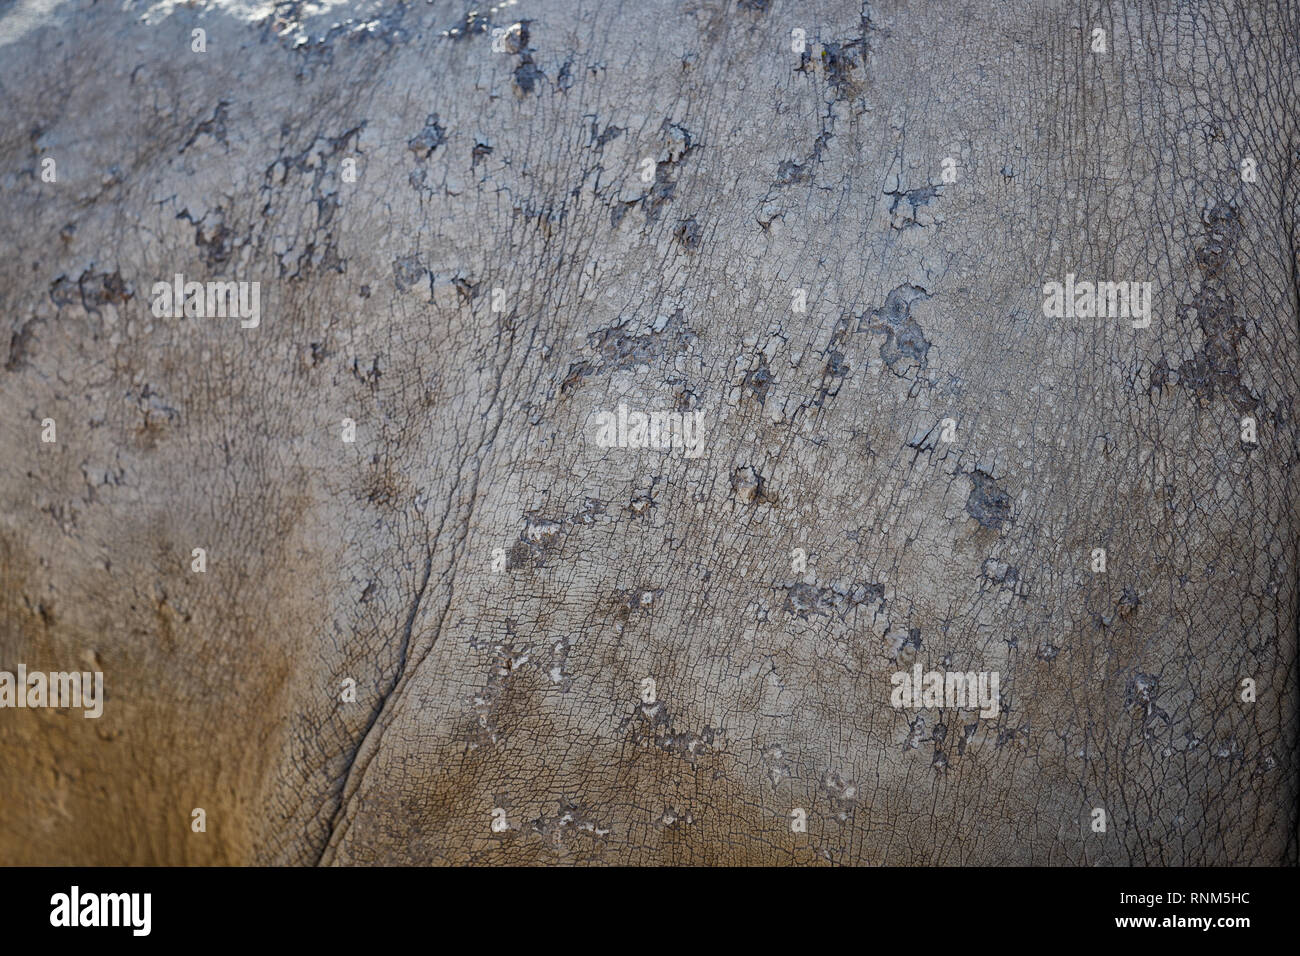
0 0 1297 866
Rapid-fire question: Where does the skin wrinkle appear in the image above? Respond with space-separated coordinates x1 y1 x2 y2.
318 312 523 863
0 0 1296 865
314 540 433 865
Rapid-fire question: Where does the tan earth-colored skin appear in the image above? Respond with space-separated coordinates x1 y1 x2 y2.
0 0 1296 865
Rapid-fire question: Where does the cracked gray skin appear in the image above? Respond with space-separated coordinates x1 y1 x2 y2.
0 0 1297 865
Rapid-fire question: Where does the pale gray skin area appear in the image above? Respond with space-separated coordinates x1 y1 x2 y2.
0 0 1296 865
